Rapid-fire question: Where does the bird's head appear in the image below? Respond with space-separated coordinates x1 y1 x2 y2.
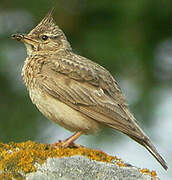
12 9 71 56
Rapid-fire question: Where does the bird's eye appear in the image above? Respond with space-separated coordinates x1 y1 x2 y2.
41 35 48 40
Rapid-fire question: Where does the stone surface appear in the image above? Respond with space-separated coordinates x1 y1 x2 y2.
0 141 159 180
26 156 158 180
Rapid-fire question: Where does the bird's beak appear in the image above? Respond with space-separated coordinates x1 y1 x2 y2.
11 33 37 45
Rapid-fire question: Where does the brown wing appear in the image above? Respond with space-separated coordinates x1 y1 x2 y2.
37 53 146 139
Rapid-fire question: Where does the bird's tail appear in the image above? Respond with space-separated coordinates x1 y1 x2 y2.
130 135 168 170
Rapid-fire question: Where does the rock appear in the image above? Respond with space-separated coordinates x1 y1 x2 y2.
26 156 158 180
0 141 159 180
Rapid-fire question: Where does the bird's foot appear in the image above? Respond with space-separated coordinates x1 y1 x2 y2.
50 131 83 148
50 140 82 148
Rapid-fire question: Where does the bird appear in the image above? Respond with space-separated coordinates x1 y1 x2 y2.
11 9 168 170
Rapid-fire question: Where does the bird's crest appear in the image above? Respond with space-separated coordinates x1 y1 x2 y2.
39 8 55 26
28 8 61 36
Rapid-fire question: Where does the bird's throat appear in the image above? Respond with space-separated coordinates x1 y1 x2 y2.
24 43 35 56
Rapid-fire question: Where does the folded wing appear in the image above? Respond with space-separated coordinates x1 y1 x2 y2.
37 54 146 139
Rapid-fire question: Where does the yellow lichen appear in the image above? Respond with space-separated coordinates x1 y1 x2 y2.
140 168 157 178
116 161 126 167
151 171 157 177
0 140 158 179
0 172 23 180
0 141 120 174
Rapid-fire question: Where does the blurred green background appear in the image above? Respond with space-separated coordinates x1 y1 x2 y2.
0 0 172 179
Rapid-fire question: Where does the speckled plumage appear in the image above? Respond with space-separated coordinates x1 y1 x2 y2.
12 10 167 170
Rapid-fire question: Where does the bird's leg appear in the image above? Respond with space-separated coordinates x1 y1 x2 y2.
51 131 83 148
61 131 83 147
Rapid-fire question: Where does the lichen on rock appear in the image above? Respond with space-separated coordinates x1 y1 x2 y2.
0 141 159 180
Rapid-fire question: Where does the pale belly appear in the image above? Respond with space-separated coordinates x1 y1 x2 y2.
29 89 101 134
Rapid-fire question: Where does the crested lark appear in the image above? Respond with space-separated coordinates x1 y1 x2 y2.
12 10 167 170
